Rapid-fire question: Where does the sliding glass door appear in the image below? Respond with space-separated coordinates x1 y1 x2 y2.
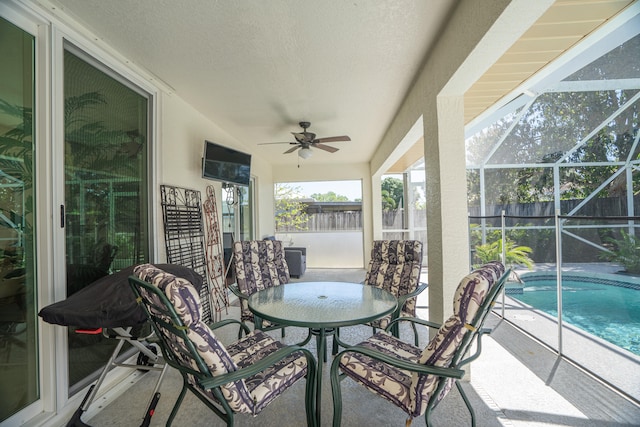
63 48 150 391
0 16 38 422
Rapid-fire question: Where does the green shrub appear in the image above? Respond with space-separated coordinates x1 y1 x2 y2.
600 230 640 274
474 239 534 270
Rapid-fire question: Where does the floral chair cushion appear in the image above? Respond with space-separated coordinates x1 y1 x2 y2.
411 262 504 413
452 261 504 320
338 261 504 418
226 331 308 414
338 331 422 414
363 240 423 328
232 240 290 323
133 264 307 415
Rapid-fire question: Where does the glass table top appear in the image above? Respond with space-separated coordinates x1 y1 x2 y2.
247 281 397 328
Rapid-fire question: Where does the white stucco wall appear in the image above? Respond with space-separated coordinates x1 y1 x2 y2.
276 231 364 268
157 94 275 261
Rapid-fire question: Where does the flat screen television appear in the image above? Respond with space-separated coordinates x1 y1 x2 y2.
202 140 251 186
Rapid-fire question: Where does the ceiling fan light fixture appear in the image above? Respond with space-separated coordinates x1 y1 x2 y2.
298 147 313 159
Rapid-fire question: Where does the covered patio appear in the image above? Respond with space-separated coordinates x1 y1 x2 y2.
83 268 640 426
1 0 640 426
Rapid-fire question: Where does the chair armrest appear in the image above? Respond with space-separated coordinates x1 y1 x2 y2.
458 327 493 367
333 345 464 379
285 246 306 256
200 345 317 389
385 315 441 332
388 282 428 329
397 282 428 309
228 284 249 300
284 249 303 261
207 318 251 336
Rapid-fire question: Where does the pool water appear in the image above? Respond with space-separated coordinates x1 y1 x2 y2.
514 278 640 356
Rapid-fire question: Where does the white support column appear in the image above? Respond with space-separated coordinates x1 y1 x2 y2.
424 95 469 324
371 174 383 241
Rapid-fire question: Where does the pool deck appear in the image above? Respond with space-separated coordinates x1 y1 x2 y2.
507 263 640 403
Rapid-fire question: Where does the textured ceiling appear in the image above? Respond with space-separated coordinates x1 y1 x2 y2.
42 0 634 172
46 0 456 167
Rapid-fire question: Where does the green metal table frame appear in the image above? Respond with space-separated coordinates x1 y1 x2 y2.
248 281 397 426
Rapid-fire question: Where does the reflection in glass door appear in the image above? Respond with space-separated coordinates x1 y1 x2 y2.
221 181 254 279
0 17 38 422
222 181 254 242
63 48 150 391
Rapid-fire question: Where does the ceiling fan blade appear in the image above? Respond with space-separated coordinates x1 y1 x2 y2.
314 135 351 143
313 143 339 153
284 145 301 154
263 124 347 155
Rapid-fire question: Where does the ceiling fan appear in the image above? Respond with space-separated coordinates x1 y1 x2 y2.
259 121 351 158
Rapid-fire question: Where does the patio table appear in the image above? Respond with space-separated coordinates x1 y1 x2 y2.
247 281 397 425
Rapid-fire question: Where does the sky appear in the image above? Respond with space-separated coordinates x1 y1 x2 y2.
281 180 363 201
278 172 425 201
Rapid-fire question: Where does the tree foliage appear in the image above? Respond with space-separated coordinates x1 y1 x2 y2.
310 191 349 202
274 183 309 231
466 88 640 207
381 177 403 211
467 35 640 207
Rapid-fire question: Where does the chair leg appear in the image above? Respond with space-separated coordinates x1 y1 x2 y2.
391 322 400 339
305 353 318 427
330 357 344 427
411 321 419 346
167 379 189 427
455 380 476 427
332 328 340 355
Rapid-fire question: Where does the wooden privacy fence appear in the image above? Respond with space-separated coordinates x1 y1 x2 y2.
277 211 363 232
468 195 640 219
276 209 428 232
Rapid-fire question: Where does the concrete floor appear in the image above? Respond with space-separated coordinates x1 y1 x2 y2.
81 268 640 427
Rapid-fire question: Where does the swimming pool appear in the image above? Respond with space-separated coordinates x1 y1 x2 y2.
514 273 640 356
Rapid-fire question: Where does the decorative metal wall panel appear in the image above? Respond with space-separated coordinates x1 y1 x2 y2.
160 185 212 322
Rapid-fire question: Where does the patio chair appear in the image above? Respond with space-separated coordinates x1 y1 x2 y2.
363 240 427 344
129 264 317 427
229 240 290 334
331 261 509 427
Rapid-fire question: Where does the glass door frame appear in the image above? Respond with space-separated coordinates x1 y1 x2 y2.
50 14 160 423
52 33 159 401
0 2 52 425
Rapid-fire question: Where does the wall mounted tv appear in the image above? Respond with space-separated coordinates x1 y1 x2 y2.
202 140 252 186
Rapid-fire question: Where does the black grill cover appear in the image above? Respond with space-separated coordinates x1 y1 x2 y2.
39 264 204 329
